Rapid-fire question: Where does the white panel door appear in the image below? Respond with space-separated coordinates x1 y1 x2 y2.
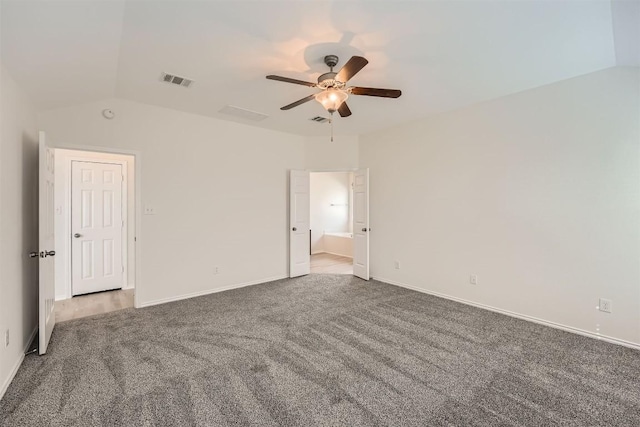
353 169 370 280
38 131 56 355
290 170 310 277
71 161 124 295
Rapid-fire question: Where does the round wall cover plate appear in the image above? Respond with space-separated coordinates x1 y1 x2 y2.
102 109 115 119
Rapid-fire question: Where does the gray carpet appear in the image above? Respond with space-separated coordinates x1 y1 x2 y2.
1 275 639 426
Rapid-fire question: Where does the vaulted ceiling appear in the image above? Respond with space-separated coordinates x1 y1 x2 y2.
2 1 638 136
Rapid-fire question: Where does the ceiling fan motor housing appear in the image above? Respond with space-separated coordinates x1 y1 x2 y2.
324 54 339 69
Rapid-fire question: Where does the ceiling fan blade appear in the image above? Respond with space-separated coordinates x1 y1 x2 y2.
281 94 316 110
350 87 402 98
335 56 369 83
266 75 317 87
338 102 352 117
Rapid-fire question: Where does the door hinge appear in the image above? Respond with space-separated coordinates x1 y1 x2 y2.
122 220 125 228
122 265 125 273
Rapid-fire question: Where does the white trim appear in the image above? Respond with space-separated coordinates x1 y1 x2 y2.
308 168 359 173
375 276 640 351
0 326 38 401
137 275 288 308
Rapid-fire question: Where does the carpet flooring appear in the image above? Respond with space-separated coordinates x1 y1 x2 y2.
1 275 639 426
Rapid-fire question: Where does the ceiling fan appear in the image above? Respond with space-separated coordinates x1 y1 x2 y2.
266 54 401 118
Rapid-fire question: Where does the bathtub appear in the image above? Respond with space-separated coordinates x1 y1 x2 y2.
323 231 353 258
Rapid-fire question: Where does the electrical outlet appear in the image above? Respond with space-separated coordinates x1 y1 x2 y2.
4 329 9 348
394 261 400 270
143 205 156 215
470 275 478 285
214 266 219 275
599 298 612 313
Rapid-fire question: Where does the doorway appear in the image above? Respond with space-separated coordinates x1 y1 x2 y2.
53 149 136 321
309 171 354 274
289 169 369 279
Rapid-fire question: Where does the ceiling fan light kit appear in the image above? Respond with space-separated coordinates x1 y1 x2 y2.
315 88 348 114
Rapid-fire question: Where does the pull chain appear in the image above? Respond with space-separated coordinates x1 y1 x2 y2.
330 112 334 142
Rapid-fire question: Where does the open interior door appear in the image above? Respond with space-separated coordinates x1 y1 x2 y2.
39 131 56 354
290 170 310 277
353 169 369 280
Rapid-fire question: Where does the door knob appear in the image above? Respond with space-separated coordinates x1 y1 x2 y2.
45 250 56 257
362 228 367 232
29 251 39 258
74 233 81 238
292 227 297 231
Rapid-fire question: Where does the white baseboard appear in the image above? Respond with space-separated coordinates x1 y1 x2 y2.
138 275 288 308
375 276 640 351
0 326 38 401
122 283 135 290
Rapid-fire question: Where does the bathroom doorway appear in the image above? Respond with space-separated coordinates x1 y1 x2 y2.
309 171 354 275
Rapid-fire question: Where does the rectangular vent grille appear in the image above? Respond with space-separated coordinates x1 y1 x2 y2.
219 105 269 122
160 72 194 88
310 116 329 123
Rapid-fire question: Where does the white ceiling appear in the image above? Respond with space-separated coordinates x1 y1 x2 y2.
1 0 637 137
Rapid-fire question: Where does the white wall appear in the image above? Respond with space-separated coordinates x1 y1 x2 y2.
360 67 640 346
54 149 135 300
304 135 359 170
0 66 39 399
38 98 306 307
310 172 351 254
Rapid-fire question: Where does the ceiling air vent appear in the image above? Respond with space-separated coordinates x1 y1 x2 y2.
310 116 330 123
160 72 194 88
219 105 269 122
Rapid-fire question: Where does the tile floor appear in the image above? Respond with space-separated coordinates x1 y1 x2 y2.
55 289 134 322
310 253 353 275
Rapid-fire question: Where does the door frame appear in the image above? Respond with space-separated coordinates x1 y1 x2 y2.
304 168 368 276
53 143 143 309
289 170 311 277
68 158 128 296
